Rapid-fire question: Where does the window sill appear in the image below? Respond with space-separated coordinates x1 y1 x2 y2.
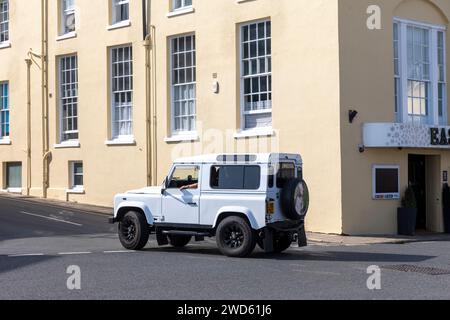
167 7 195 18
107 20 131 31
56 32 77 41
66 187 85 195
54 140 80 149
234 128 275 139
105 137 136 146
0 41 11 49
0 138 11 145
164 134 199 143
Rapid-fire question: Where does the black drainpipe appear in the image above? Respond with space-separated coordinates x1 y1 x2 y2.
142 0 148 40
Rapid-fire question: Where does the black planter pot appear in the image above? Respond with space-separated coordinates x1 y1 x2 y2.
443 208 450 234
397 208 417 236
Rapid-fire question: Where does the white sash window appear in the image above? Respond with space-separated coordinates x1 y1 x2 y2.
0 0 8 43
394 19 447 125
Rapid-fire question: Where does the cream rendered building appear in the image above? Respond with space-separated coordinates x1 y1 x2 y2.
1 0 450 235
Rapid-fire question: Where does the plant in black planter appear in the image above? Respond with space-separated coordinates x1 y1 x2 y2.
398 186 417 236
442 183 450 234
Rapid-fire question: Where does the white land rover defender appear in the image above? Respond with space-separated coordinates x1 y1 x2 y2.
109 153 309 257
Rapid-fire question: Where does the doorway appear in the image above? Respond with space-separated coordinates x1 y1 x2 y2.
408 154 442 232
408 155 426 230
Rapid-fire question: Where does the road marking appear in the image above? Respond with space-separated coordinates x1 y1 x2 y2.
8 253 45 257
292 269 341 276
58 252 92 255
20 211 83 227
103 250 136 254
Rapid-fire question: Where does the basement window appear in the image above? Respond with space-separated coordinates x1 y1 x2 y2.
5 162 22 192
373 165 400 200
69 161 84 193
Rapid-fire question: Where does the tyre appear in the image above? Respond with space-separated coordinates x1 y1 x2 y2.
118 211 150 250
168 235 192 248
257 231 293 253
216 216 256 258
280 178 310 220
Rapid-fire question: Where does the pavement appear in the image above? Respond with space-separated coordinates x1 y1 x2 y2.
1 193 450 300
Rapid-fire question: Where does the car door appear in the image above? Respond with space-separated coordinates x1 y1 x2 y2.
162 165 200 225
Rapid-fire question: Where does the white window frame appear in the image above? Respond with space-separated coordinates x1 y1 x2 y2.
173 0 192 11
68 161 84 192
0 81 10 143
4 162 22 193
0 0 9 45
111 0 130 25
58 55 79 144
239 19 272 132
372 165 400 200
60 0 76 36
394 18 447 126
169 33 197 137
108 45 134 144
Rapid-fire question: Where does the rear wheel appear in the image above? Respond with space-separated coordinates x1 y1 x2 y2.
216 216 256 258
257 231 293 253
168 235 192 248
118 211 150 250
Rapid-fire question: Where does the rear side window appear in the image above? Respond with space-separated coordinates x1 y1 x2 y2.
210 165 261 190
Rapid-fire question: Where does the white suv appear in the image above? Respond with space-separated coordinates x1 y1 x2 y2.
109 153 309 257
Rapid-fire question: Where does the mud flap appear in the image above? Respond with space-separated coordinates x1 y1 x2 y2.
297 224 308 247
156 229 169 246
263 228 274 253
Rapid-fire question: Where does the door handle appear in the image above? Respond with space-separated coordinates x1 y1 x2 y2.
188 202 197 206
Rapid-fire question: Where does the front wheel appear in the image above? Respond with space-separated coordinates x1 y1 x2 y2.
216 216 256 258
118 211 150 250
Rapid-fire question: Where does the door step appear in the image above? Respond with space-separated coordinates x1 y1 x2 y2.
162 230 210 236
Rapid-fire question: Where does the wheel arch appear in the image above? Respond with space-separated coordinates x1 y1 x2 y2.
213 207 262 230
115 202 154 225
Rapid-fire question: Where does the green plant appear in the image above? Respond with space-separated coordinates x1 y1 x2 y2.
401 186 417 209
443 183 450 209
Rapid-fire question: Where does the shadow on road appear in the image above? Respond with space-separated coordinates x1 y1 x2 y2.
0 255 60 275
141 246 435 263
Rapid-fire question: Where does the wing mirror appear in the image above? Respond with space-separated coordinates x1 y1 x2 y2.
161 178 169 194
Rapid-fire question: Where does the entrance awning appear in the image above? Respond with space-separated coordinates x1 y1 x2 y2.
363 123 450 149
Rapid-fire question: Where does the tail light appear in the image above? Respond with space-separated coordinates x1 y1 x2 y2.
266 199 275 215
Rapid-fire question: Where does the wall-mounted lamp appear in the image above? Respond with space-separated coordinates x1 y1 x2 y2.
349 110 358 123
358 144 365 153
348 110 358 123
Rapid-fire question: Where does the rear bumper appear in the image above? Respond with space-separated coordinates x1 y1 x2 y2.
267 219 304 231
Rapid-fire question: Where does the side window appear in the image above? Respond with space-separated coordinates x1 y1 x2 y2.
210 165 260 190
268 162 296 189
168 166 199 189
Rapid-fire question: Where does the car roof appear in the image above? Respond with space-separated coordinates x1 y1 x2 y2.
173 153 302 165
